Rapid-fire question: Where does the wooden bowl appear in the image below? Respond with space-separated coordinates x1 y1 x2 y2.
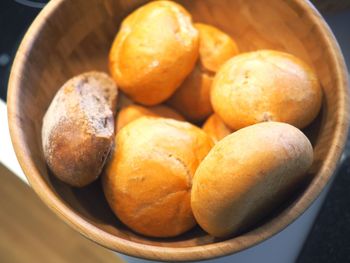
7 0 349 261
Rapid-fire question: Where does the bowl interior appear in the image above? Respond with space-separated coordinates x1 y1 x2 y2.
8 0 348 261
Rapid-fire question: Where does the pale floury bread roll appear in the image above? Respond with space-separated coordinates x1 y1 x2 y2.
202 114 232 142
211 50 322 130
168 23 239 121
116 104 185 132
109 1 199 105
191 122 313 237
103 117 214 237
82 72 118 114
42 72 116 187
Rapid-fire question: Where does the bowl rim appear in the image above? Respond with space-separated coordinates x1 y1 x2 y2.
7 0 350 261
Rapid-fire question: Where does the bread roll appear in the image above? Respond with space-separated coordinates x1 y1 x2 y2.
42 72 115 187
211 50 322 130
103 117 213 237
109 1 199 106
116 104 184 132
202 114 232 142
168 23 239 121
191 122 313 237
80 72 118 114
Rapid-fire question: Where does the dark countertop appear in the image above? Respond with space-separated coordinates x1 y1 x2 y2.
297 156 350 262
0 0 44 101
1 1 349 262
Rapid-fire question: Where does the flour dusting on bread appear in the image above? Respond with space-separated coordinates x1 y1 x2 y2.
42 72 116 187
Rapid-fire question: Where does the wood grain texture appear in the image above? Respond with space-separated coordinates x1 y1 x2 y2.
7 0 349 261
0 164 122 263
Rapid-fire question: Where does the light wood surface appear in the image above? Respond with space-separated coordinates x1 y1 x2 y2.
7 0 349 261
0 164 122 263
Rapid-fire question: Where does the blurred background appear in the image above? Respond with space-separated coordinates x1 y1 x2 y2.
0 0 349 262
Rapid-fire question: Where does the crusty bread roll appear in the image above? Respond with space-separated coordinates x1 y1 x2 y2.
103 117 213 237
202 114 232 142
211 50 322 130
191 122 313 237
109 1 199 106
168 23 239 121
116 104 184 132
42 72 115 187
81 72 118 114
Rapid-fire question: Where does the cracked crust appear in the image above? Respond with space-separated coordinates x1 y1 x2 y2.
42 72 115 187
102 117 213 237
168 23 239 121
211 50 322 130
109 0 199 105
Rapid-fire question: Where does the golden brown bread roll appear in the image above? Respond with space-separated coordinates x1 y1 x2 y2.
191 122 313 237
202 114 232 142
116 104 185 132
168 23 239 121
195 23 239 72
103 117 213 237
211 50 322 130
109 1 199 106
42 72 116 187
